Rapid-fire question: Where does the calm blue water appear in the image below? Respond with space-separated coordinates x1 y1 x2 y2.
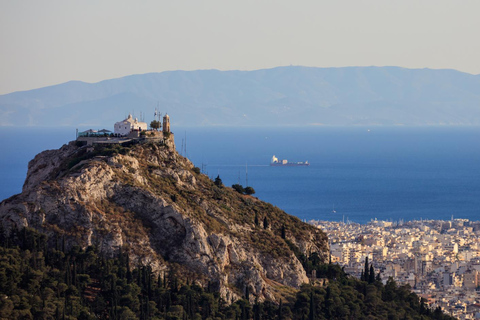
1 126 479 224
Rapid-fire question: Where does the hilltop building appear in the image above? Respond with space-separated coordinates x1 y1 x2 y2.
114 114 147 136
77 113 175 150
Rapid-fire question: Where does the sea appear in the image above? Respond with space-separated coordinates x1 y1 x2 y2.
1 126 479 224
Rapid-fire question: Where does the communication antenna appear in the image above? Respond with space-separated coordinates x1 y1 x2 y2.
155 102 162 122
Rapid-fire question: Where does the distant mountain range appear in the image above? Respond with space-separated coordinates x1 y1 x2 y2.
1 66 480 127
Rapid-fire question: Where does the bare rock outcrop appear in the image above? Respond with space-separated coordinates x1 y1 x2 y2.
0 140 328 303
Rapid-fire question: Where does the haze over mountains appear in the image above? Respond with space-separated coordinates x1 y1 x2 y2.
1 66 479 127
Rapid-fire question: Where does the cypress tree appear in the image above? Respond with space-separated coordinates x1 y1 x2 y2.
65 258 71 286
364 256 369 281
278 299 283 320
157 274 162 289
188 291 194 319
309 291 315 320
253 299 261 320
254 213 259 227
325 286 332 318
263 217 269 229
0 221 5 245
126 254 132 283
369 264 375 284
281 225 286 239
73 261 77 286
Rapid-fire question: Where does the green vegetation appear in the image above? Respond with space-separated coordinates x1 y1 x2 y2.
192 167 201 175
231 184 255 195
244 187 255 195
6 144 454 319
232 184 245 194
0 227 454 320
150 120 161 130
214 175 223 187
67 145 130 170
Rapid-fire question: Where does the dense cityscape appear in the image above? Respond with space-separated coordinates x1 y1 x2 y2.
312 218 480 319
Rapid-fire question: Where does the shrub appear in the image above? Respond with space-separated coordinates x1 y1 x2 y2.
75 140 86 147
244 186 255 195
232 184 245 194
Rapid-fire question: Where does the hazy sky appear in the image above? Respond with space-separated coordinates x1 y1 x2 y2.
1 0 480 95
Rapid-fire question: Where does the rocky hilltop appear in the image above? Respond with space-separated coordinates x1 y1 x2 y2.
0 139 328 303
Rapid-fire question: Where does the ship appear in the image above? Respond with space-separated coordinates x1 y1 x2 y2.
270 155 309 166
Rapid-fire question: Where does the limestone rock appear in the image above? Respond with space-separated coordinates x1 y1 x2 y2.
0 140 328 303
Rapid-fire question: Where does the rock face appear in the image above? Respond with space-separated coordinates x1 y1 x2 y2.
0 140 328 303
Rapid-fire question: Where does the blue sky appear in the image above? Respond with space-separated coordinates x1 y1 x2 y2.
1 0 479 94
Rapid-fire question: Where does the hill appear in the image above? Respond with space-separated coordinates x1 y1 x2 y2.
0 137 328 303
0 137 457 319
1 66 480 127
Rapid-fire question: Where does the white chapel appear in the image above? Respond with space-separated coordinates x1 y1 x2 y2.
114 114 148 136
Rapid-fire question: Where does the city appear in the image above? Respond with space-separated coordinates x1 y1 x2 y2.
312 218 480 319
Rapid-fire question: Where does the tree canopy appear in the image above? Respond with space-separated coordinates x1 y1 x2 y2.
214 175 223 187
0 226 455 320
150 120 161 130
